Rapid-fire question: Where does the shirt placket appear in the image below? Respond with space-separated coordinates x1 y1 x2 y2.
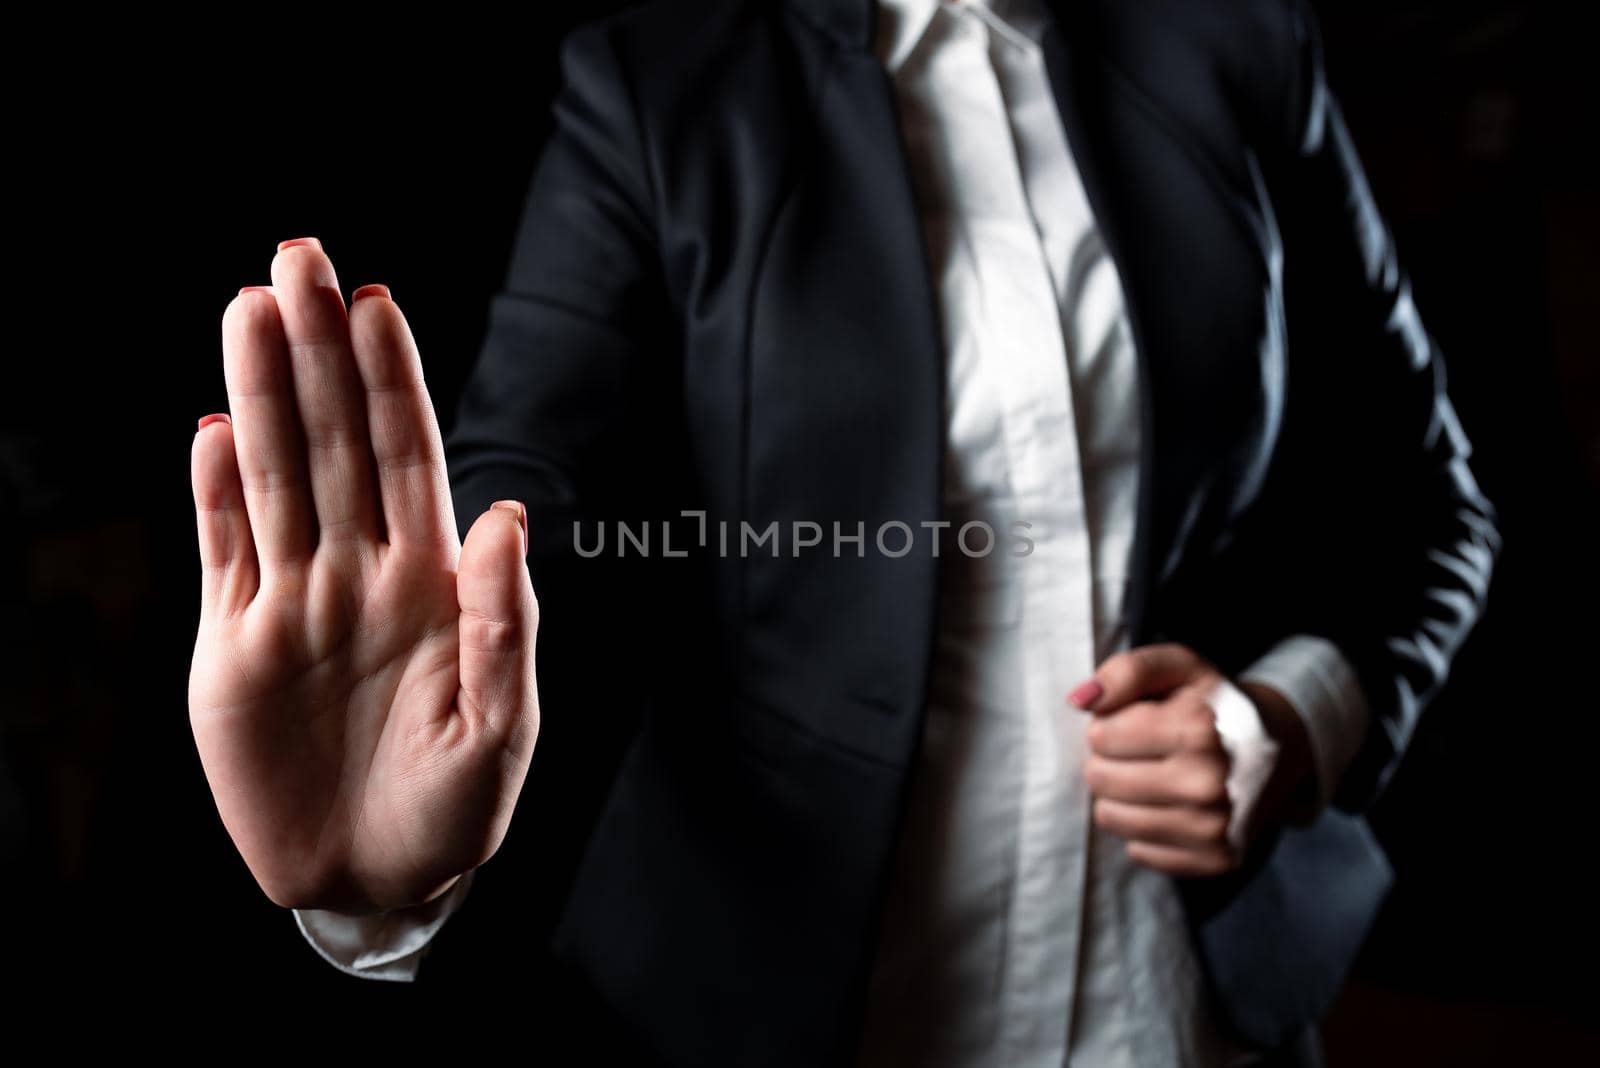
922 8 1099 1065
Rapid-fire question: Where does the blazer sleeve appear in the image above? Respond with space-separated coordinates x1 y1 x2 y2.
425 22 679 969
1250 0 1503 814
442 18 667 578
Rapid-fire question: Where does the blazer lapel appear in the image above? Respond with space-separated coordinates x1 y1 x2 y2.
745 0 945 767
1036 6 1163 646
769 0 1274 749
1037 3 1279 647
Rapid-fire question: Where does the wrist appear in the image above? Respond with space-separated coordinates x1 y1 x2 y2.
419 872 465 905
1238 678 1318 828
303 871 468 918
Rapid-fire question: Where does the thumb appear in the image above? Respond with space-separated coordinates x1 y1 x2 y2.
457 500 539 747
1069 642 1202 715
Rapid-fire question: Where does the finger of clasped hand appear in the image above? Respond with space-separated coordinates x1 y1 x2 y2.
1068 643 1239 878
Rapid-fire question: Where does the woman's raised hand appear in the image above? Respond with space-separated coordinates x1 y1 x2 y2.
187 239 539 912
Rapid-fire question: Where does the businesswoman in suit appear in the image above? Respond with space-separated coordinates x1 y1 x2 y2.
186 1 1498 1064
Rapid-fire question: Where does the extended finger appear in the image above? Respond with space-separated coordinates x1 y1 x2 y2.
191 413 260 618
347 286 456 554
222 287 317 567
270 239 382 546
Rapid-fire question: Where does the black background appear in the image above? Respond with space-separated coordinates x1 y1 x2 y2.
4 2 1596 1060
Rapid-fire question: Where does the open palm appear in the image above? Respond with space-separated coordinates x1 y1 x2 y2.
188 238 538 913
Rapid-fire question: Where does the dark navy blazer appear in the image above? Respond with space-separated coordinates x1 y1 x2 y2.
440 0 1502 1062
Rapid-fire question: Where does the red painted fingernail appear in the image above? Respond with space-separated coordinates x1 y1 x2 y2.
197 413 232 431
238 285 272 296
277 237 322 252
493 500 528 556
352 284 391 301
1068 679 1104 711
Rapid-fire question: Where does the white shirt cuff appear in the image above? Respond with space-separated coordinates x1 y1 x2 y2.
1238 634 1372 812
293 869 475 982
1206 674 1280 854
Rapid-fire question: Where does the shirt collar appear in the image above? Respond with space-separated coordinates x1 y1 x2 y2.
873 0 1049 73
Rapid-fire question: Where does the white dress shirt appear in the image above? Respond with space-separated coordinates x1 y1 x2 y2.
861 2 1235 1064
295 4 1373 1064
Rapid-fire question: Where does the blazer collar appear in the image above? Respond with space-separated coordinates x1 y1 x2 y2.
788 0 1050 51
785 0 877 50
873 0 1049 73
